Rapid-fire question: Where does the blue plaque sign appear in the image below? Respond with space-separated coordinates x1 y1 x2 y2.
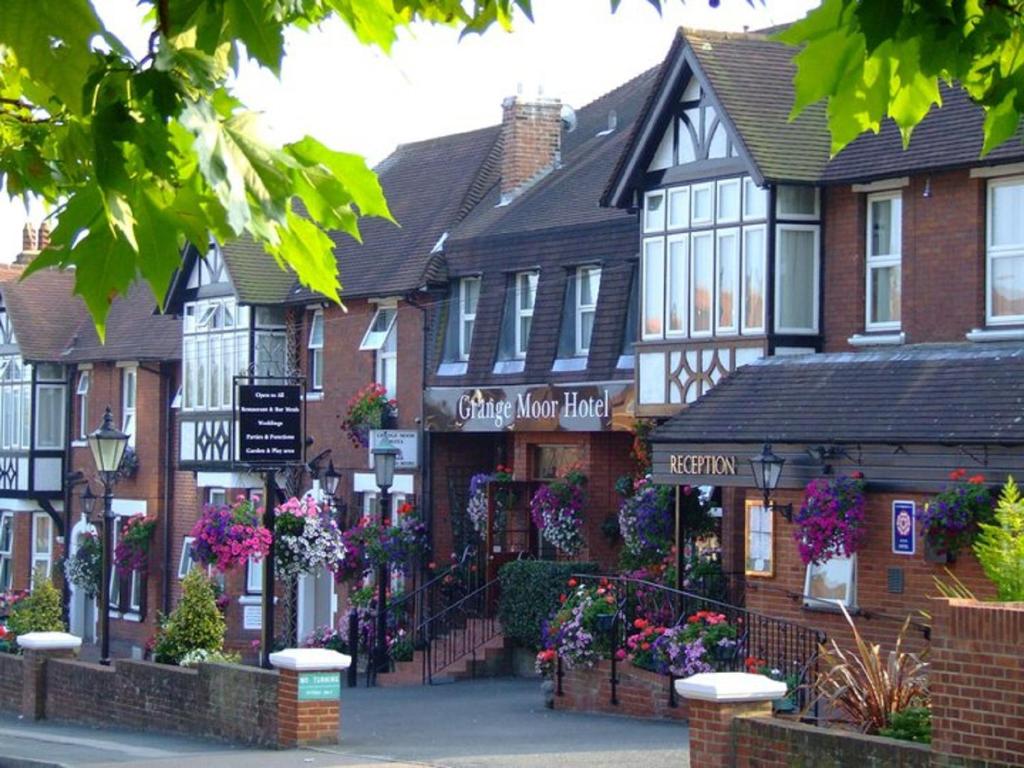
892 500 916 555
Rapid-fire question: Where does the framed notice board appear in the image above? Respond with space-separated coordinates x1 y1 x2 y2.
745 499 774 577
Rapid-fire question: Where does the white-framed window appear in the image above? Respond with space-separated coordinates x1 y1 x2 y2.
866 192 902 330
667 187 690 230
690 231 714 336
742 225 767 333
575 265 601 356
121 366 137 448
515 271 538 358
376 320 397 400
986 177 1024 324
716 178 741 224
743 178 767 220
804 555 857 609
776 185 820 220
459 278 480 361
691 182 714 226
35 384 65 450
666 235 689 337
0 355 31 450
247 556 263 594
715 228 740 334
0 512 11 590
644 191 665 232
308 310 324 391
775 224 821 334
359 305 397 351
183 297 250 411
178 536 198 579
207 487 227 508
30 513 52 588
109 516 141 613
76 371 90 440
745 500 773 577
642 239 665 340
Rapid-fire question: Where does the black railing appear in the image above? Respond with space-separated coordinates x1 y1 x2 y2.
388 545 478 645
567 574 826 715
419 576 502 684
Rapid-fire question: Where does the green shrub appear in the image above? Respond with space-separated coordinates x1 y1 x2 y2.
153 569 226 665
497 560 597 650
974 477 1024 601
880 707 932 744
8 579 65 640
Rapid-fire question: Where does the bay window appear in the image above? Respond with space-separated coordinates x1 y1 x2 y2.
644 191 665 232
35 364 65 450
987 177 1024 323
515 271 538 358
639 175 769 341
575 265 601 355
775 225 820 334
308 310 324 390
183 298 250 411
459 277 480 361
0 355 30 450
866 192 902 330
254 308 287 379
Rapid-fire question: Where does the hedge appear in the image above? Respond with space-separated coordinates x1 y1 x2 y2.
498 560 598 650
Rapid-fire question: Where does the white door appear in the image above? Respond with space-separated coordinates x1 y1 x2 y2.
297 567 336 641
68 520 97 643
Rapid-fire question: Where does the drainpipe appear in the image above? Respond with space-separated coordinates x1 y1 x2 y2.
161 361 176 615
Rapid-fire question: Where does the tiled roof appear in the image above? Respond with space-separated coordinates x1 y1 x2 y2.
822 83 1024 183
1 270 84 362
221 237 297 305
450 66 658 242
651 344 1024 446
64 281 181 363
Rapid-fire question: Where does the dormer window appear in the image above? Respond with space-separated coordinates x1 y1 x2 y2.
459 277 480 361
575 266 601 356
515 271 538 358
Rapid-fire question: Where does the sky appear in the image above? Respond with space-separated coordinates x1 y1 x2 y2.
0 0 819 261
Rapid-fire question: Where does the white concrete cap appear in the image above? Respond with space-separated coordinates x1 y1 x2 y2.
674 672 788 703
16 632 83 651
269 648 352 671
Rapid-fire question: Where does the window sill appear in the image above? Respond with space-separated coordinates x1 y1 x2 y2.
616 354 635 370
966 327 1024 342
437 362 468 377
71 440 88 448
492 360 525 375
108 610 122 619
551 358 587 373
847 332 905 347
238 594 276 605
121 612 142 622
305 391 324 402
801 600 858 615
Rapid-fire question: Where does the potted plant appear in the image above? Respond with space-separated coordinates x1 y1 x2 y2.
341 383 396 448
793 473 867 565
530 469 587 556
113 515 157 576
919 469 994 564
190 496 272 572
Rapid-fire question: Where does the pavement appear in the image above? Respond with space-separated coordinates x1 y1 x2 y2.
0 678 689 768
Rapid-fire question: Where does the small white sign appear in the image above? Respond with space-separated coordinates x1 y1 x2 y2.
368 429 419 470
243 605 262 631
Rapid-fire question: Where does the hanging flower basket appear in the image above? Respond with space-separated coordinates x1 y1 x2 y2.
530 470 587 556
65 531 102 598
918 469 994 561
114 515 157 576
466 465 515 540
341 383 396 448
273 496 344 579
362 501 428 574
793 474 867 566
190 496 271 572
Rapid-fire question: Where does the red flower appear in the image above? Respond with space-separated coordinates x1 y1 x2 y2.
969 474 986 485
604 596 614 605
567 578 578 588
850 470 864 479
641 642 651 651
633 618 647 630
428 561 437 570
559 594 567 603
950 468 967 481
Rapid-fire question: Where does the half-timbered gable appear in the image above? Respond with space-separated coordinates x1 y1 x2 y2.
603 29 830 416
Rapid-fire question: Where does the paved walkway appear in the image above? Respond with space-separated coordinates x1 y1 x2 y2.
0 678 689 768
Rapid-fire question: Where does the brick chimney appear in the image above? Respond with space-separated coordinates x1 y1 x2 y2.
21 223 35 254
500 94 563 204
15 221 48 265
37 221 50 250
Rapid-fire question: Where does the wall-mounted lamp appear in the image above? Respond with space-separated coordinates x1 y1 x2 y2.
749 442 794 522
923 175 932 199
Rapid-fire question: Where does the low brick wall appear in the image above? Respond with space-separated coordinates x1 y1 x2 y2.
0 653 22 714
930 599 1024 767
554 660 687 721
733 716 931 767
42 659 279 747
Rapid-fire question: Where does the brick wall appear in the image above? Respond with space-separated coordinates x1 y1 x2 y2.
823 170 987 350
930 599 1024 767
739 487 996 651
0 653 22 713
42 658 279 747
732 715 931 767
554 659 687 721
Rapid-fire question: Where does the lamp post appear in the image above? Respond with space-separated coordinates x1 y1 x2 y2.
371 436 398 684
749 442 793 521
87 407 129 666
322 459 341 523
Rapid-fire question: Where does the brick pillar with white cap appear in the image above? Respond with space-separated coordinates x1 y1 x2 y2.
269 647 351 748
16 632 82 720
675 672 787 767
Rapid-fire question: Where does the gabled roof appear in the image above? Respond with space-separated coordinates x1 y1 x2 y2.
651 344 1024 447
290 125 503 303
822 84 1024 184
64 281 181 363
0 270 85 362
221 238 297 305
448 66 658 243
603 28 830 208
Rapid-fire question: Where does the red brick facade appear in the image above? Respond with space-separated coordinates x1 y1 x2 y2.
554 659 687 721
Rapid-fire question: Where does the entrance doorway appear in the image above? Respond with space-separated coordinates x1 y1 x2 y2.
68 518 97 643
297 567 336 641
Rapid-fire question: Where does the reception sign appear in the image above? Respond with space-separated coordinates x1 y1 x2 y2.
424 382 634 432
892 500 916 555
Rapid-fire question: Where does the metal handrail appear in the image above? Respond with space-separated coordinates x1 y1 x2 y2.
419 576 502 684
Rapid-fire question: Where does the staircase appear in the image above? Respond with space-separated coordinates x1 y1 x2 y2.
378 618 510 686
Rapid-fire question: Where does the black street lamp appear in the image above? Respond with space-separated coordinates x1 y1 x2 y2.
749 442 794 521
371 436 398 684
321 460 342 524
88 407 129 666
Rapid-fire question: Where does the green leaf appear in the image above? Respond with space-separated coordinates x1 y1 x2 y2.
226 0 285 74
0 0 103 113
982 88 1019 156
69 226 138 340
133 187 184 308
855 0 903 54
267 211 341 303
287 136 393 222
